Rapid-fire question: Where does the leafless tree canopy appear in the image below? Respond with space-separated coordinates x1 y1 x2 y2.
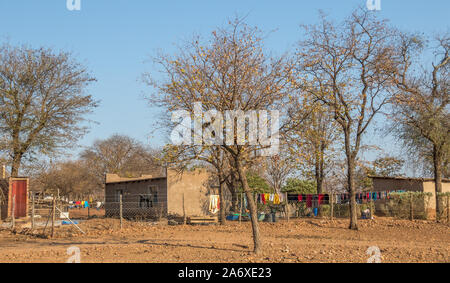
390 33 449 218
0 44 98 176
295 8 401 229
80 134 163 185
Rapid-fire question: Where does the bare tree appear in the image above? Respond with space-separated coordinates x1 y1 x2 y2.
146 18 293 253
0 44 98 176
391 34 449 220
372 156 405 177
80 134 163 187
295 9 400 229
263 153 294 194
32 160 99 200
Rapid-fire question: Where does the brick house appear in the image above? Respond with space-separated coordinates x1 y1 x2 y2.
370 176 450 218
104 168 213 219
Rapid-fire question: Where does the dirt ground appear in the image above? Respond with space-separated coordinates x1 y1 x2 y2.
66 208 105 219
0 217 448 263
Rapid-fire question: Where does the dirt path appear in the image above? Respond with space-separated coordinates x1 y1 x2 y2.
0 217 448 263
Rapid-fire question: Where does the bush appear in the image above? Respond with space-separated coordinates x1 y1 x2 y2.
386 192 432 220
326 202 375 218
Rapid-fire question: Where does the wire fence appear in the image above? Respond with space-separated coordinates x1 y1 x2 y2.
228 192 450 222
104 193 167 221
1 191 449 235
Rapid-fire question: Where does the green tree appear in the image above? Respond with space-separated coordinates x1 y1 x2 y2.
281 178 317 194
246 171 270 193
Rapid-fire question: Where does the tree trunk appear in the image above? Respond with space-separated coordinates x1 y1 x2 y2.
315 158 324 217
235 158 261 254
218 170 226 225
11 152 23 177
433 146 443 222
347 156 358 230
315 141 326 217
228 172 239 212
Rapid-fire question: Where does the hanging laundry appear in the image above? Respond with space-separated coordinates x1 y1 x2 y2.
209 195 220 214
264 194 270 202
269 194 275 202
287 194 297 202
318 194 324 205
274 194 280 205
306 194 313 208
323 194 330 205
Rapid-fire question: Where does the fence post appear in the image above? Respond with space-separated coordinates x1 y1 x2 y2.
51 195 56 237
330 193 334 221
409 193 413 221
285 192 289 222
447 195 450 223
182 193 186 225
11 195 15 230
119 193 123 229
31 193 35 231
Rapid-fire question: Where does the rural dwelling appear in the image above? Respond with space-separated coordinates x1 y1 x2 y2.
0 177 30 220
370 176 450 218
104 168 213 219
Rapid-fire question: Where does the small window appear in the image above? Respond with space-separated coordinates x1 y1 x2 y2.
139 186 158 208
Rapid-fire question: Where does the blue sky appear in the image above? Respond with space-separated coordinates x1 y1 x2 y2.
0 0 449 170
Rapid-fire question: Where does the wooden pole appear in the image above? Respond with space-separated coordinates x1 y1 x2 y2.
182 193 186 225
55 206 85 234
51 195 56 237
447 195 449 224
409 193 413 221
285 192 289 222
331 193 334 221
119 193 123 229
11 195 15 230
31 193 35 231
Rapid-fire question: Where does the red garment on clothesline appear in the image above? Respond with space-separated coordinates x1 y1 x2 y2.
306 195 312 208
318 194 324 205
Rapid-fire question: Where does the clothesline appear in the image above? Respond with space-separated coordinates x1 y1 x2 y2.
333 190 406 203
209 190 409 213
286 190 407 206
258 193 285 205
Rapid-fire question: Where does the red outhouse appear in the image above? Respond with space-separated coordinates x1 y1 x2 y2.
0 177 29 220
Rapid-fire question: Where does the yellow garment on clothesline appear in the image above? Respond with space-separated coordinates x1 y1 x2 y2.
274 194 280 204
